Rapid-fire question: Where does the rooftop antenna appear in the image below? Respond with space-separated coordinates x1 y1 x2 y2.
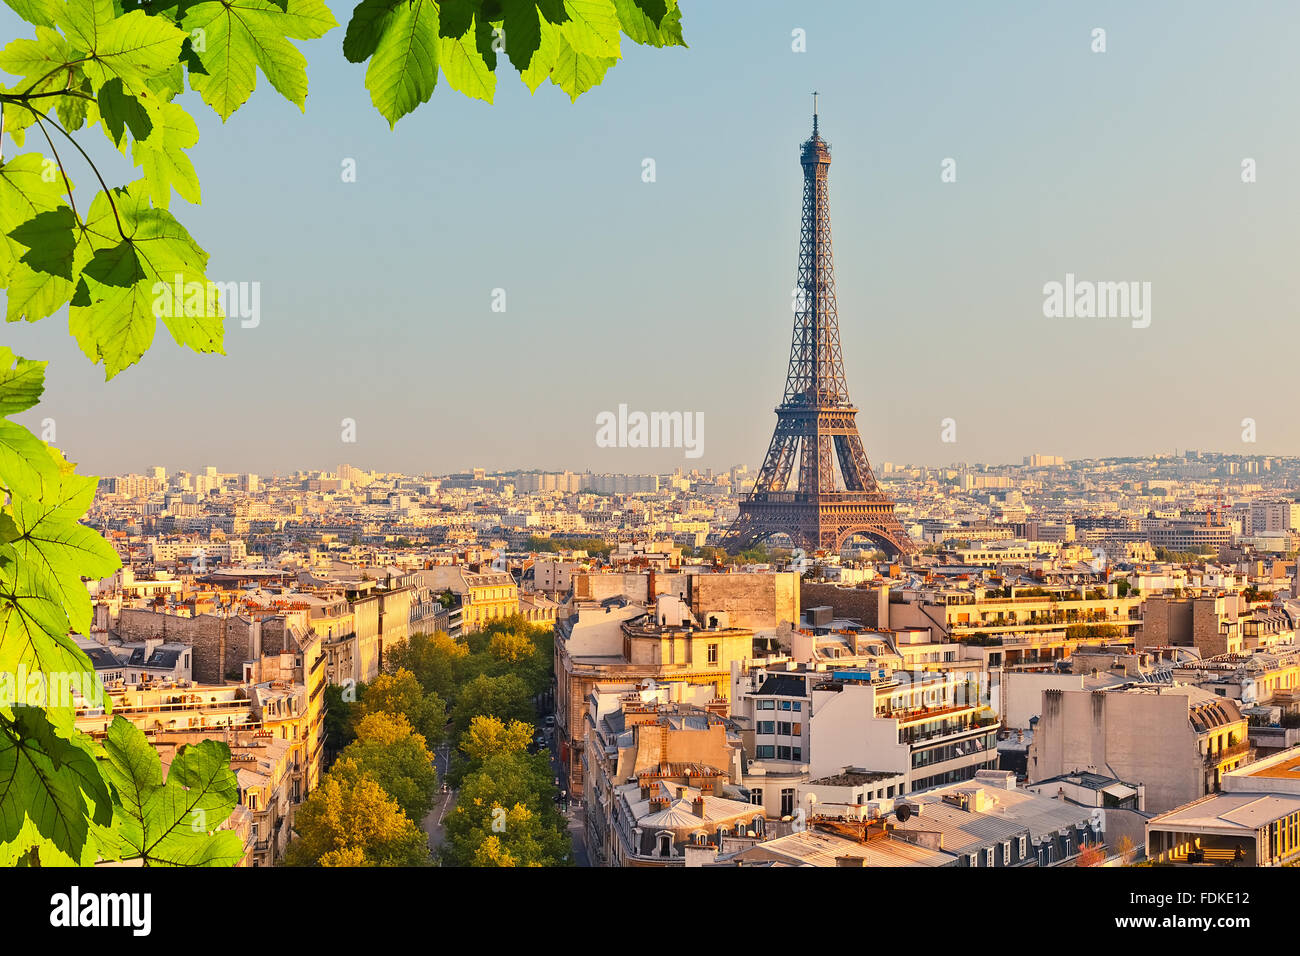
811 90 819 134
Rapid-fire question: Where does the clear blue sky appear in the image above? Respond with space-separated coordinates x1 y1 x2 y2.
4 0 1300 476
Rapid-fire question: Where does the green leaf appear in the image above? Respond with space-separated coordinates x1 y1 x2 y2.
0 709 112 860
363 0 439 128
0 26 74 94
98 76 155 149
55 76 96 131
57 0 188 92
4 206 79 323
614 0 683 47
536 0 567 24
67 180 223 379
183 0 339 120
4 263 75 323
0 152 69 288
438 0 478 38
11 206 78 280
3 0 59 26
439 18 495 103
0 349 45 415
559 0 620 58
131 100 201 207
549 32 614 100
0 540 87 691
499 0 541 72
631 0 665 24
342 0 398 63
472 7 497 70
0 420 61 501
7 455 120 634
102 717 243 866
519 12 561 91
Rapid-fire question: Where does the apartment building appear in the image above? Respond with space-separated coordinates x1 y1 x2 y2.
804 580 1142 671
1028 684 1252 813
1171 648 1300 714
420 567 518 632
581 686 756 867
809 670 1000 793
1140 592 1294 657
729 667 814 818
554 593 754 794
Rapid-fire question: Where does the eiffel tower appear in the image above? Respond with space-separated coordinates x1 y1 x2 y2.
721 101 914 556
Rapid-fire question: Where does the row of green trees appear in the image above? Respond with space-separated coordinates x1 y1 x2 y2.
524 535 613 558
287 614 570 866
388 615 571 866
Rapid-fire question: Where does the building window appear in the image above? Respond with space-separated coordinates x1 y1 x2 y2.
750 789 764 806
756 745 775 759
780 788 795 817
779 700 792 711
777 722 792 736
757 699 775 710
777 746 791 760
707 643 718 664
757 721 775 735
792 748 802 761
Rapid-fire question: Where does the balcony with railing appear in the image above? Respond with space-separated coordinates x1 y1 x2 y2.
1204 740 1252 766
897 708 998 746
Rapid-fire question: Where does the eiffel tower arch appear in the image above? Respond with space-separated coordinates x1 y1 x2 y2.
720 104 915 558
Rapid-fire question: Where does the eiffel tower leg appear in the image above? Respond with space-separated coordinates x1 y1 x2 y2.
835 433 878 491
754 420 802 493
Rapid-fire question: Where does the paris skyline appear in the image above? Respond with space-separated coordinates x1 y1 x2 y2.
4 0 1300 476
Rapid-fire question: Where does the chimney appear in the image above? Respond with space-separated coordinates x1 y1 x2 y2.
834 856 865 867
676 787 687 800
692 796 706 818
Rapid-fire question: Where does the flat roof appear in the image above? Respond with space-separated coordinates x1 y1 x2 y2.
1245 751 1300 779
808 770 903 787
1150 792 1300 831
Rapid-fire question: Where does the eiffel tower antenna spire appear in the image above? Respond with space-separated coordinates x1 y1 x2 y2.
720 105 915 557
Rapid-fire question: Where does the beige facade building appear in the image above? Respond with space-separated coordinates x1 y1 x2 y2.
581 686 761 867
571 569 800 635
1141 592 1292 657
421 567 519 632
75 675 321 864
555 593 756 794
1028 684 1251 813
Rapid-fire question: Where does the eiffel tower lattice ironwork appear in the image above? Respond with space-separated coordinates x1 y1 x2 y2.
721 104 915 556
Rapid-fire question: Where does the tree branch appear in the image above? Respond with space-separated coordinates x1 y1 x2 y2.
25 109 79 227
24 104 128 242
